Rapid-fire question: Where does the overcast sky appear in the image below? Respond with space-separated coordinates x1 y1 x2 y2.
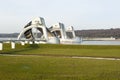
0 0 120 33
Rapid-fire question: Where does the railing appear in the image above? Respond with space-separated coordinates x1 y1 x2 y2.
0 40 46 50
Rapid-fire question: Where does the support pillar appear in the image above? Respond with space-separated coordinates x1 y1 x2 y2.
35 41 40 44
11 41 15 49
21 41 25 46
29 41 33 44
0 42 3 50
25 41 28 44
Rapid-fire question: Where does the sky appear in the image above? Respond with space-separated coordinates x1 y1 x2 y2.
0 0 120 33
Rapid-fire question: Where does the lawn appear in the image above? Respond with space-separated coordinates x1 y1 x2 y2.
0 56 120 80
0 43 120 80
1 43 120 58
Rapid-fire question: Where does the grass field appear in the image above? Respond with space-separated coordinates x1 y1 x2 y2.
0 43 120 80
0 55 120 80
1 43 120 58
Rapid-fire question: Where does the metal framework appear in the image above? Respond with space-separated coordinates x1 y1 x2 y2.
17 17 60 44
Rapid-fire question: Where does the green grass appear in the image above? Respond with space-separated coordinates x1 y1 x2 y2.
0 56 120 80
0 43 120 80
1 43 120 58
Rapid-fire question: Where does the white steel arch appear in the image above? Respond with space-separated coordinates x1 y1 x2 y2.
17 25 48 40
17 17 60 44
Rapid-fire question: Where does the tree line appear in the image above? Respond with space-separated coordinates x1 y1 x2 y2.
75 28 120 38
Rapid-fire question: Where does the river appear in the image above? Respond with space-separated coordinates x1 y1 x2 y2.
0 38 120 45
81 40 120 45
